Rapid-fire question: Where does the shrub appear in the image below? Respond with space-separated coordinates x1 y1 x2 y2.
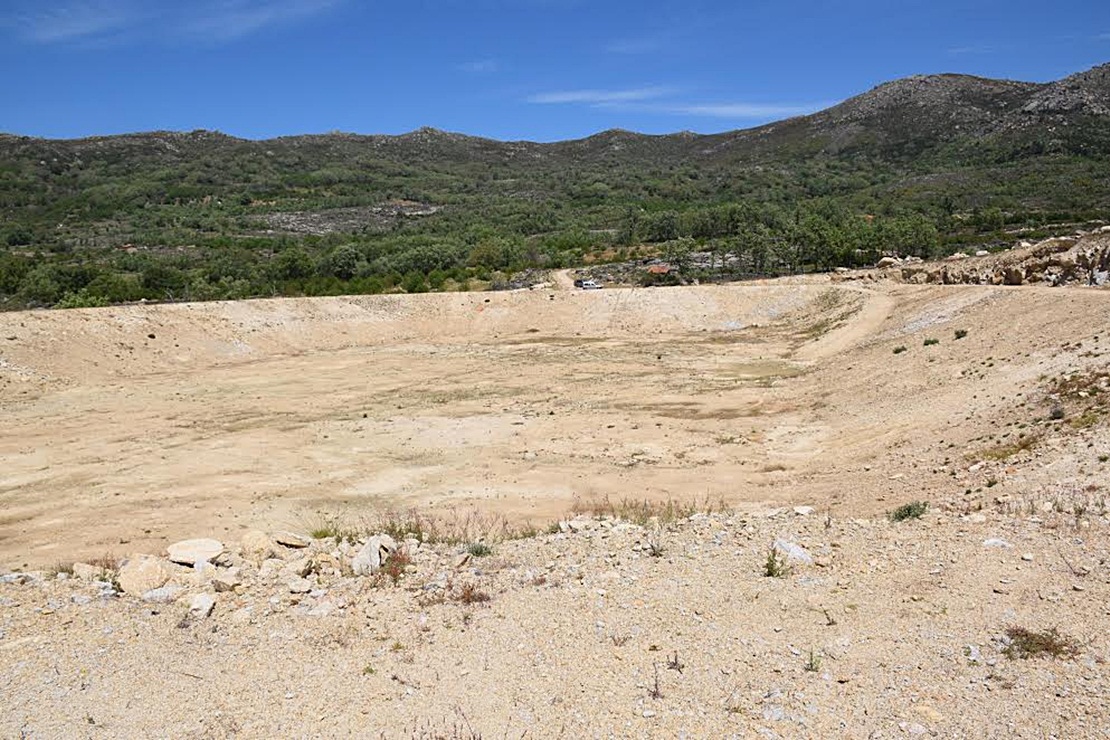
1002 626 1079 660
889 500 928 521
893 345 907 354
923 338 940 346
955 329 969 340
466 542 493 557
763 546 790 578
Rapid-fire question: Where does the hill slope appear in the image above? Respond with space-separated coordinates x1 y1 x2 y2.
1 63 1108 309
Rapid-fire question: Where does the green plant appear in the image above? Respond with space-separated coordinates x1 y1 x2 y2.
466 542 493 557
954 329 969 340
889 500 928 522
1002 626 1079 660
764 546 791 578
923 338 940 347
893 345 908 354
804 649 822 672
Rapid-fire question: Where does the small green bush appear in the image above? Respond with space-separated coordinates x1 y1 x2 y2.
763 546 791 578
893 345 907 355
924 338 940 347
889 500 929 522
467 542 493 557
954 329 969 340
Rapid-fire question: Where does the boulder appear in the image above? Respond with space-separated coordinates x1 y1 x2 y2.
351 535 397 576
240 530 276 561
166 538 224 566
117 555 174 595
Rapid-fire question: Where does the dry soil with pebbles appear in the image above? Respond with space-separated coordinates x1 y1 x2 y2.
2 268 1110 737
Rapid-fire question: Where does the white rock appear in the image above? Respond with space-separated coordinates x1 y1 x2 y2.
166 538 224 566
117 555 174 595
273 531 310 549
240 530 277 561
212 569 242 593
793 506 816 516
71 563 103 581
142 584 185 604
983 538 1012 548
351 535 397 576
190 593 216 619
773 539 813 564
288 577 312 594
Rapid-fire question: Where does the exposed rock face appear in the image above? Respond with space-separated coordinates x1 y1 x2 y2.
889 233 1110 287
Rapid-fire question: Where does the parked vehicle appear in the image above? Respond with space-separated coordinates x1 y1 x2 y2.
579 280 602 290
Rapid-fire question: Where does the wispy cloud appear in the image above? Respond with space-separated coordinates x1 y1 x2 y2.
460 58 499 74
527 86 675 105
526 84 826 120
1097 32 1110 40
3 0 343 45
6 1 140 43
660 102 826 119
182 0 343 42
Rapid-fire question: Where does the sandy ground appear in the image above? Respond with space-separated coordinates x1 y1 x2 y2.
2 276 1110 737
2 280 1109 569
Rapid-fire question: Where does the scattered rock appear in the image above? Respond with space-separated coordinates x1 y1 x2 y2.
117 556 174 595
142 585 184 604
288 577 313 594
273 531 311 549
793 506 816 516
212 569 242 593
240 530 277 561
773 539 813 564
982 538 1012 548
351 535 397 576
189 593 216 619
166 538 224 566
71 563 103 581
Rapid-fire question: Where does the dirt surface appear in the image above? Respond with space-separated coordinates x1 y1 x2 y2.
1 280 1109 568
2 276 1110 737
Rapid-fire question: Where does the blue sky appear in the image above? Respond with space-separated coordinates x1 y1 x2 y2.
1 0 1107 142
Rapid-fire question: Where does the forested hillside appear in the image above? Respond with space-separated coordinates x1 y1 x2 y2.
2 63 1108 308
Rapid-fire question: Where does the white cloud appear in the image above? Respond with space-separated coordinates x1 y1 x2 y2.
4 0 343 45
661 102 825 119
7 1 140 43
182 0 343 42
527 86 674 104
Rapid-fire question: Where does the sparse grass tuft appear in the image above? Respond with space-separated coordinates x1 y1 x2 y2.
466 542 493 557
893 345 907 354
764 546 791 578
923 338 940 347
1002 626 1080 660
980 433 1040 461
804 649 822 672
572 494 728 526
451 582 491 605
954 329 969 340
889 500 929 522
